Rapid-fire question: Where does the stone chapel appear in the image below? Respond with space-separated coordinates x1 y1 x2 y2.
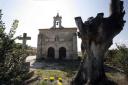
36 13 77 60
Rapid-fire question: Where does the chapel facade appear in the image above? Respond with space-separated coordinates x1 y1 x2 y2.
36 13 77 60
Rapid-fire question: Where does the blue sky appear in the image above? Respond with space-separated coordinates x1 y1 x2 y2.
0 0 128 51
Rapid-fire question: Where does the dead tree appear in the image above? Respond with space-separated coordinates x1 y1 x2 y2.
71 0 125 85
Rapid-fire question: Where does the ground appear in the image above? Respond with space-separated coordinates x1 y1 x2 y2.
26 56 128 85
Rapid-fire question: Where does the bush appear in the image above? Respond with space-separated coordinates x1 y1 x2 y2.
0 10 29 85
105 44 128 76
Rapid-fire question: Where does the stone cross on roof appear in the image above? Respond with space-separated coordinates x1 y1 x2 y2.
18 33 31 47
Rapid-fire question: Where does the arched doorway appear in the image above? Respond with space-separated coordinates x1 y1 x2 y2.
59 47 66 59
47 47 55 59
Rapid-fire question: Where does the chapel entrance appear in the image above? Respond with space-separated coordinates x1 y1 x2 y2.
47 47 55 59
59 47 66 59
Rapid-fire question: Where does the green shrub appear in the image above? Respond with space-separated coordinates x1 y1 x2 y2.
0 9 29 85
105 44 128 76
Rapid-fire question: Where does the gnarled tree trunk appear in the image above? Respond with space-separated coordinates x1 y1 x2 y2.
71 0 125 85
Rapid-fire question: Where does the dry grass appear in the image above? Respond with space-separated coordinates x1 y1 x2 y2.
106 72 128 85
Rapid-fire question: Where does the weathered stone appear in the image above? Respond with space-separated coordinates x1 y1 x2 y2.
18 33 31 48
51 13 64 29
37 14 77 60
37 28 77 60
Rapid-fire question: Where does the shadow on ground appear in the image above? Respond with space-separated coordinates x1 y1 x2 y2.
26 56 128 85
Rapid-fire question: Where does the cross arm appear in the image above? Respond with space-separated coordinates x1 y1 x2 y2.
26 37 31 40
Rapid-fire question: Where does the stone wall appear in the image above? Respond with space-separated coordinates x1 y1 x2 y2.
37 28 77 60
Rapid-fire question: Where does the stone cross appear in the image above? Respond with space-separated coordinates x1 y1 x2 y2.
18 33 31 47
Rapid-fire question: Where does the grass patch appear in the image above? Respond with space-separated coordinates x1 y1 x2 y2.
106 72 128 85
35 69 67 79
34 69 69 85
106 72 115 79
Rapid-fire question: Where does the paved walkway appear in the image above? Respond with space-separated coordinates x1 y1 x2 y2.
26 56 66 70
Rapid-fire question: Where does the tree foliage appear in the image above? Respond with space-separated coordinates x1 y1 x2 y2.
106 44 128 76
0 10 29 85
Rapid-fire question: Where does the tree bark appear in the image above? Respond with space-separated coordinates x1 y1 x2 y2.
72 41 112 85
71 0 125 85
